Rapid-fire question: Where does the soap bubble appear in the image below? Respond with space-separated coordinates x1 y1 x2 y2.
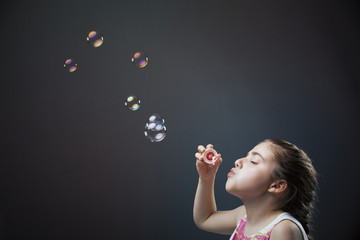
124 95 141 111
144 114 167 142
147 114 165 124
147 120 165 131
145 124 167 142
131 51 149 68
86 30 104 47
64 58 77 72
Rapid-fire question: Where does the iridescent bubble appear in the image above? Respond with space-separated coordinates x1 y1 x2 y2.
86 30 104 47
144 114 167 142
131 51 149 68
64 58 78 72
124 95 141 111
145 125 167 142
147 121 165 131
148 114 164 124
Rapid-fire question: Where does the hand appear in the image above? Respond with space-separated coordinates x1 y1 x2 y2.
195 144 222 181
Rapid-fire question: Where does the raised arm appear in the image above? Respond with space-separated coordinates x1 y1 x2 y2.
193 144 245 235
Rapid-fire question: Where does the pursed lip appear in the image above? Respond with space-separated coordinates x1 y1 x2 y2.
228 168 235 176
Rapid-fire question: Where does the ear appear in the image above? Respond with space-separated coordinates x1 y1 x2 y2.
268 180 287 194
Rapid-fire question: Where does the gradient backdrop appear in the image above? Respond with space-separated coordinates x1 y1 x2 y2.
1 0 359 239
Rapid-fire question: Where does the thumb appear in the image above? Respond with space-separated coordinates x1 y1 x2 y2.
213 154 222 167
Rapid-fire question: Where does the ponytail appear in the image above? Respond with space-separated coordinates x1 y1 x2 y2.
264 139 318 240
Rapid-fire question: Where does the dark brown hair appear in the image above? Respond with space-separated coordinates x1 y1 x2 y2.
264 139 318 240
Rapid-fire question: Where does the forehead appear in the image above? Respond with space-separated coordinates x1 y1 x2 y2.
250 142 275 161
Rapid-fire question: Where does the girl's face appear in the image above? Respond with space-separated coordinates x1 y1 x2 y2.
225 141 278 200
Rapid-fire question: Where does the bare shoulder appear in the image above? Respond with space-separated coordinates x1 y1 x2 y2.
270 220 303 240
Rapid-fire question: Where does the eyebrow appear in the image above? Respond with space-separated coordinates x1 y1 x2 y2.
246 151 265 161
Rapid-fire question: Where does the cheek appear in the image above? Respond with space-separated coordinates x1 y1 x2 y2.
249 169 273 186
249 170 271 182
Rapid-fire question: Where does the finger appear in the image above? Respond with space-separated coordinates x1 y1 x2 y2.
206 144 213 149
214 154 222 165
196 157 204 164
198 145 205 153
195 153 204 162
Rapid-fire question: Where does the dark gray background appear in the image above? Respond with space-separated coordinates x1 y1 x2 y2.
1 0 359 239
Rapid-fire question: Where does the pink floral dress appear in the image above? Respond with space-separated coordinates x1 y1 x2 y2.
229 212 308 240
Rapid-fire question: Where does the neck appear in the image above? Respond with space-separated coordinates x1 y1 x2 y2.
242 194 283 226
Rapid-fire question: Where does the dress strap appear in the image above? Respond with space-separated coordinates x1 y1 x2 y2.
267 212 308 240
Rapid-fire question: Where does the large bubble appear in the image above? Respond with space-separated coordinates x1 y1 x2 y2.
144 114 167 142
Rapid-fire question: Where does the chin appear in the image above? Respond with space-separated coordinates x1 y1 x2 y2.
226 189 242 199
225 182 244 199
225 181 234 194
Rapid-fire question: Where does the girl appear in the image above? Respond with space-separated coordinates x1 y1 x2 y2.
193 139 318 240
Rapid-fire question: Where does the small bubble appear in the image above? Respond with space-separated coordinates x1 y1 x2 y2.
86 30 104 47
131 51 149 68
64 58 78 72
124 95 141 111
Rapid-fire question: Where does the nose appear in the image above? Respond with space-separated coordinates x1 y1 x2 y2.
235 158 244 168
